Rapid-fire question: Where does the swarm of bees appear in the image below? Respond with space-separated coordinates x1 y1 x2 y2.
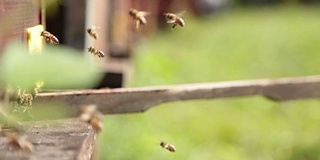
41 31 59 45
129 8 185 30
30 7 185 156
80 104 104 132
160 141 176 152
86 26 106 58
40 28 106 58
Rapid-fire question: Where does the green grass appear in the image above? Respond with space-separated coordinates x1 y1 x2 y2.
100 6 320 160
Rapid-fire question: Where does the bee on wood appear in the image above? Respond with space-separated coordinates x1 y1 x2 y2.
160 141 176 152
129 8 149 29
89 116 103 132
41 31 59 44
88 46 105 58
6 132 34 152
164 11 185 29
87 27 99 40
80 105 104 132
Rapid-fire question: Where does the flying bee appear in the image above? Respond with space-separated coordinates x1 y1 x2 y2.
129 8 149 29
41 31 59 44
164 11 185 29
160 141 176 152
88 46 105 58
80 105 97 122
87 26 99 40
80 105 104 132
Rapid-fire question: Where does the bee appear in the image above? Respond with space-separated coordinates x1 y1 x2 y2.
6 132 34 152
129 8 149 29
88 46 105 58
89 116 103 132
80 105 104 132
160 141 176 152
87 26 99 40
41 31 59 44
164 11 185 29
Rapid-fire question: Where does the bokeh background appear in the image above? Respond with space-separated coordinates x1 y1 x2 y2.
101 2 320 160
1 0 320 159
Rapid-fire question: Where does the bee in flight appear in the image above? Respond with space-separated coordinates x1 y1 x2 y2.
80 105 104 132
87 26 99 40
129 8 149 29
160 141 176 152
41 31 59 44
88 46 105 58
164 11 185 29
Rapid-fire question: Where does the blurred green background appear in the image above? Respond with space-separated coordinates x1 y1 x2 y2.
100 5 320 160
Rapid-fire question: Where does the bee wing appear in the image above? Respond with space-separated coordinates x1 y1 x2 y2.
175 11 186 17
166 20 176 23
139 11 150 16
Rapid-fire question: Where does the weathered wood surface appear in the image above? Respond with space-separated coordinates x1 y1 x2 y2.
0 119 96 160
34 76 320 115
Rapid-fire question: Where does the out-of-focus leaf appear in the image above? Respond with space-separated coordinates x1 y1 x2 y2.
0 42 102 89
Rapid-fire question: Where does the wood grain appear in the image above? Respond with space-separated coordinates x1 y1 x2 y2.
34 76 320 115
0 119 96 160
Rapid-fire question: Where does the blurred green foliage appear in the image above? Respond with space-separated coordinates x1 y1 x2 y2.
101 6 320 160
0 42 101 121
0 42 101 90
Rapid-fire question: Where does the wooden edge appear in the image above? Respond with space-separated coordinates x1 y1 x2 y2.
34 76 320 115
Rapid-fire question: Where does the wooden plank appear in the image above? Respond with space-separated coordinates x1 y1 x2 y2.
0 119 96 160
34 76 320 115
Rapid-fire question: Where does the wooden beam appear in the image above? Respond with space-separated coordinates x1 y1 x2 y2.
0 119 96 160
34 76 320 115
